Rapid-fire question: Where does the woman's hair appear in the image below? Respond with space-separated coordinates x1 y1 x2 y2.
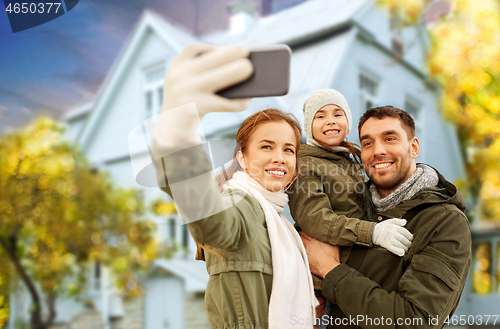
197 109 302 260
215 108 302 191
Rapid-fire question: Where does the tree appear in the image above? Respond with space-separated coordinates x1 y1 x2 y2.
378 0 500 221
0 117 162 329
0 253 9 328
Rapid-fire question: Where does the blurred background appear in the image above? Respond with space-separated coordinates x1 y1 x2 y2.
1 0 500 328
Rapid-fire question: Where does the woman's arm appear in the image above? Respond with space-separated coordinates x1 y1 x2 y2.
151 44 257 250
154 143 262 250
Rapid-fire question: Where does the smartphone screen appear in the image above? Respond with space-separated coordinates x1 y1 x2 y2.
217 44 291 99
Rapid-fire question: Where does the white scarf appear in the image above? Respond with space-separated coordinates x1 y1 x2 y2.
224 171 318 329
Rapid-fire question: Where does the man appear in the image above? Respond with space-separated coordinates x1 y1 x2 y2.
300 106 471 329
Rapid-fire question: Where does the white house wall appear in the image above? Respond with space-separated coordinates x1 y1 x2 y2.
144 275 185 329
85 29 173 166
353 1 428 74
279 29 356 124
332 32 464 182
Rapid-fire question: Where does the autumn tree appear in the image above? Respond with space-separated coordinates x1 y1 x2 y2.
0 117 162 329
0 253 9 328
379 0 500 222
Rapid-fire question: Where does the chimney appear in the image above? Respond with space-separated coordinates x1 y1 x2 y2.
262 0 273 16
227 1 257 34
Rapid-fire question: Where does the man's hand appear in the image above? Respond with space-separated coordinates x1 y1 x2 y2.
299 231 340 278
313 296 326 329
315 296 326 318
163 43 254 117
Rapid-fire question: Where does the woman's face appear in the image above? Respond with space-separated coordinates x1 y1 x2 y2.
312 104 348 148
238 121 297 192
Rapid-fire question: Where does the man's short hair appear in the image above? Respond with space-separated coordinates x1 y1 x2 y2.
358 105 416 140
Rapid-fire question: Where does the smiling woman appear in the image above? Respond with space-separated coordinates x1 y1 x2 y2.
215 109 302 193
152 44 318 329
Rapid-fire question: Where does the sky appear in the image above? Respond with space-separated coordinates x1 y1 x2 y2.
0 0 147 132
0 0 289 132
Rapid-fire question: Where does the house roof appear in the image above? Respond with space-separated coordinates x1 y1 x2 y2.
205 0 368 46
153 259 209 293
201 28 356 136
66 5 360 149
63 101 93 122
66 0 409 153
280 28 356 120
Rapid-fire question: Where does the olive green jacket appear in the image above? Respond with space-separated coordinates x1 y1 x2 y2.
287 144 376 255
322 168 472 329
157 145 272 329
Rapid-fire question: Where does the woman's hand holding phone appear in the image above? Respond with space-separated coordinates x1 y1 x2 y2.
152 43 253 156
162 43 253 118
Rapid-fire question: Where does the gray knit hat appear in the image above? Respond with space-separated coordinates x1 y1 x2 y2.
303 89 352 149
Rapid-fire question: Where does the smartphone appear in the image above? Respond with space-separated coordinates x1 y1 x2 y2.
217 44 291 99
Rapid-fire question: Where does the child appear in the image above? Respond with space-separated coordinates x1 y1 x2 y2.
287 89 413 328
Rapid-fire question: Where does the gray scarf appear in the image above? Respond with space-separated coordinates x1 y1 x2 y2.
370 164 439 212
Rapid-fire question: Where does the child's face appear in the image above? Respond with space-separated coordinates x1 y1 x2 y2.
312 104 348 148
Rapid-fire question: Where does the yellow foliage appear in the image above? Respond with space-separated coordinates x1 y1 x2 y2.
152 199 177 216
0 117 165 312
379 0 500 221
0 257 9 327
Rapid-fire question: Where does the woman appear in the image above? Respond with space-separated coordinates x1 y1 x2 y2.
152 44 318 329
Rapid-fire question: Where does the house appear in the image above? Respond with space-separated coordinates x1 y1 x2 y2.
459 217 500 324
9 0 474 328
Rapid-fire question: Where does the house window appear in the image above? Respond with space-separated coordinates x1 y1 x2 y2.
182 224 189 248
168 218 176 241
359 72 379 113
472 242 492 295
391 38 404 58
389 15 404 58
404 97 422 138
93 260 101 291
143 65 166 119
496 242 500 293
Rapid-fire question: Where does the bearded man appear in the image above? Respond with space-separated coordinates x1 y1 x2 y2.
300 106 471 329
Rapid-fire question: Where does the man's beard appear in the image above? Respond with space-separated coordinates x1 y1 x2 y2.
368 157 412 191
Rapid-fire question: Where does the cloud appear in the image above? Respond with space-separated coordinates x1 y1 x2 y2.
0 0 213 134
0 106 7 120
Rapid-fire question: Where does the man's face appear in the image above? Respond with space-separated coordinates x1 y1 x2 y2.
359 117 420 198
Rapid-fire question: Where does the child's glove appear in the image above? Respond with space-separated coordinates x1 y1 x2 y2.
372 218 413 257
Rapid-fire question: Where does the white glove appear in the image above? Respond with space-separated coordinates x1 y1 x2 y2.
372 218 413 257
152 44 254 152
163 43 253 117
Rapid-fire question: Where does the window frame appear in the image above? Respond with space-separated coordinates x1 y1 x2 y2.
142 63 166 119
358 70 380 113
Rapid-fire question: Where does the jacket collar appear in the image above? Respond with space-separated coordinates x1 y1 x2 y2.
299 143 350 161
365 164 466 218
